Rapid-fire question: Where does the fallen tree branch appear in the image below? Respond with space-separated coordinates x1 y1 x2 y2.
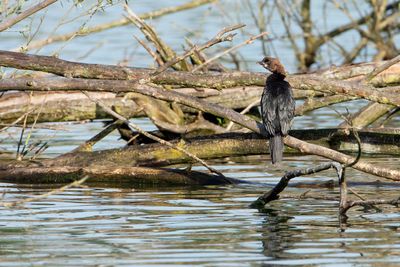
320 60 400 86
0 87 328 124
0 50 266 88
2 50 400 89
290 75 400 107
0 91 140 124
48 132 267 167
0 164 240 186
295 95 356 116
44 129 400 167
71 120 123 153
82 91 229 180
250 162 343 208
1 77 399 180
338 102 395 128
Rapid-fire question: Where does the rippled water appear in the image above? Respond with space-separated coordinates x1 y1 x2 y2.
1 156 400 266
1 1 400 266
1 119 400 265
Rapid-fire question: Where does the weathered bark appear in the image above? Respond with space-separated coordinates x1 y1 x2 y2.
317 54 400 87
295 95 356 116
290 75 400 107
48 133 268 167
0 164 240 185
1 50 400 89
0 91 141 123
338 102 395 128
0 50 265 88
1 76 399 106
329 128 400 154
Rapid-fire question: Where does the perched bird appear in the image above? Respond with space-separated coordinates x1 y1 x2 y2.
258 57 295 164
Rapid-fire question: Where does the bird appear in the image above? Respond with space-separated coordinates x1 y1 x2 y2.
258 57 295 164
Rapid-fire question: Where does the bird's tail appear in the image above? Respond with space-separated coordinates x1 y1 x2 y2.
269 135 283 164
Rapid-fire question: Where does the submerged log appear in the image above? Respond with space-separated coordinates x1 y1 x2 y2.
0 164 241 185
47 129 400 168
49 133 267 167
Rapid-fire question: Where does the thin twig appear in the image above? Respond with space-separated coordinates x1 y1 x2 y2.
341 197 400 214
364 54 400 82
16 111 29 161
71 119 123 153
192 32 268 73
14 0 217 52
124 5 186 71
0 109 34 132
133 35 164 66
0 0 57 32
226 99 259 131
151 23 246 75
250 162 342 208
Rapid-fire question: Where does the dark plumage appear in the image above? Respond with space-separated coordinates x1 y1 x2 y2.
258 57 295 164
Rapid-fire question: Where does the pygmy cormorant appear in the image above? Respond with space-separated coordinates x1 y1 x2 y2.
258 57 295 164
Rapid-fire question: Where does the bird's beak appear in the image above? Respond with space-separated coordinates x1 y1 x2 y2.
257 61 263 65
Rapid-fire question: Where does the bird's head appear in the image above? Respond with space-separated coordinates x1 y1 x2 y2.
258 57 287 76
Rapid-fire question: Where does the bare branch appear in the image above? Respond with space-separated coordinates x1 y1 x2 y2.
15 0 218 52
250 162 343 208
342 197 400 214
0 0 57 32
226 99 259 131
191 31 268 73
152 24 246 75
364 54 400 82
